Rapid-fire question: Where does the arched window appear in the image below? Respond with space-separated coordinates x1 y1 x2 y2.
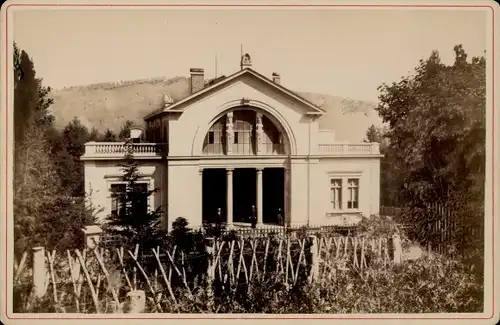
202 118 225 155
202 109 286 156
232 110 255 155
262 115 284 154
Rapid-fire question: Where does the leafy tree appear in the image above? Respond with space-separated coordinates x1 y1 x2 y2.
89 127 101 141
13 124 61 254
118 119 134 140
13 44 96 257
375 45 485 257
363 125 399 206
101 128 117 142
363 124 383 143
54 117 91 196
104 140 165 250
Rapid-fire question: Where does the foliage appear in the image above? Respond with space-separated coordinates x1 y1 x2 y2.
363 125 399 206
118 120 134 140
373 45 485 261
357 214 406 238
14 123 62 254
13 43 98 258
101 129 117 141
15 254 483 313
171 253 482 314
104 140 165 250
51 117 91 196
13 221 483 314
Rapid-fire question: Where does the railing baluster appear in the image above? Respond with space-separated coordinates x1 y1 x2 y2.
317 143 374 155
84 142 165 157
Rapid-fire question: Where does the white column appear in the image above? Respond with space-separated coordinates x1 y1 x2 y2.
226 168 234 226
255 112 263 154
256 168 263 225
284 167 290 227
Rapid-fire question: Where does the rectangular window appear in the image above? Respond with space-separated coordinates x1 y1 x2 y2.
110 184 126 217
208 131 215 144
110 183 149 218
347 179 359 209
234 132 239 144
330 179 342 210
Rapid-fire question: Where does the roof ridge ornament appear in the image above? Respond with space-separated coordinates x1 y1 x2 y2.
164 93 174 108
240 53 252 70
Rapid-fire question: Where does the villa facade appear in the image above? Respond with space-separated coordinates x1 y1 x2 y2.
81 54 382 230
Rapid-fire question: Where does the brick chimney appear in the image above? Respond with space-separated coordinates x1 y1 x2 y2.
272 72 281 85
190 68 204 94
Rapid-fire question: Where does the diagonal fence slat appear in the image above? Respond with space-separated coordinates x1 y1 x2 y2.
14 232 399 314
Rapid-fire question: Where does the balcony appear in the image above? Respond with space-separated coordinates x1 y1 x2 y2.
317 143 380 156
81 142 166 160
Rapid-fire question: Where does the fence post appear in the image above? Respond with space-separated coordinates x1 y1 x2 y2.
32 246 47 298
308 235 319 283
205 237 215 287
392 233 402 264
82 225 103 250
126 290 146 313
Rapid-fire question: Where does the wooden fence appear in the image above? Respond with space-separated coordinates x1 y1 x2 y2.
101 224 361 249
13 234 399 314
224 224 360 238
380 203 484 257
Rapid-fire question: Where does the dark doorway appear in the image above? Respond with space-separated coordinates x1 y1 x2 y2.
202 168 227 223
263 168 285 225
233 168 256 223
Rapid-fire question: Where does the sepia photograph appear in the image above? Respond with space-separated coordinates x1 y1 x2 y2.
0 0 498 322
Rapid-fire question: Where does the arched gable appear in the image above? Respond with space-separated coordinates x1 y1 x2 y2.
191 99 297 156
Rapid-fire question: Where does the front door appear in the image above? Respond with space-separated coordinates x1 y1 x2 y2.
202 168 227 224
263 167 285 225
232 168 257 223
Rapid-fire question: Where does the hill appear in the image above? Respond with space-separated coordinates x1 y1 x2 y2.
48 76 383 143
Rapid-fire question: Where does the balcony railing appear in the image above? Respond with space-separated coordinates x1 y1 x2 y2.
82 142 380 159
317 143 380 155
81 142 166 159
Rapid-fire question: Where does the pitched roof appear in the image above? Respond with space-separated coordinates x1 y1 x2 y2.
144 68 326 121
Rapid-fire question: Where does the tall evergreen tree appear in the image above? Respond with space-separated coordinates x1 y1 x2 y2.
14 44 38 153
13 44 96 257
104 140 165 250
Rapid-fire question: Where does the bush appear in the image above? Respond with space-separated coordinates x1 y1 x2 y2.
14 217 483 314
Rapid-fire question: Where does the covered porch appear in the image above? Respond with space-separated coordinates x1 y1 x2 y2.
201 166 290 228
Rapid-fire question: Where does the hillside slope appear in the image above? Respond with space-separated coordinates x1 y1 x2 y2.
48 77 383 143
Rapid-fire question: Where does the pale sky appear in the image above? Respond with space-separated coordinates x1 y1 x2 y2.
12 8 488 101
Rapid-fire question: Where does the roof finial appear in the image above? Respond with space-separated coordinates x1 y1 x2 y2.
240 52 252 70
